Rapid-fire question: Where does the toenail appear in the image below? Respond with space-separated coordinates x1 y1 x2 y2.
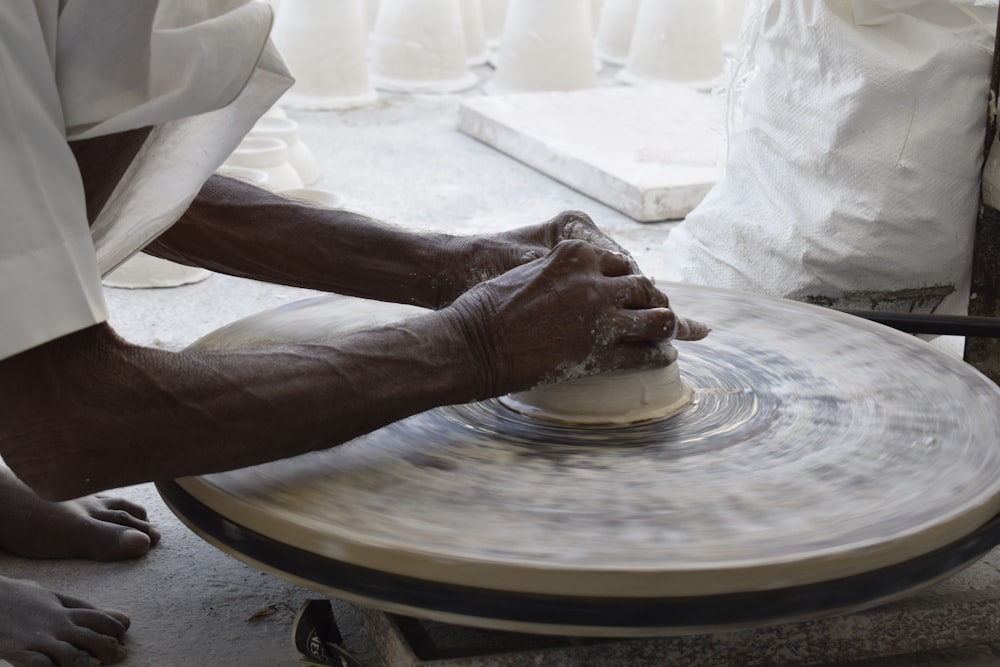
110 611 130 630
120 529 151 549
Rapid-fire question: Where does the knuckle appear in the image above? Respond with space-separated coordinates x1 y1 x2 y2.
551 238 591 258
666 312 679 333
554 211 598 238
557 209 593 223
634 275 655 292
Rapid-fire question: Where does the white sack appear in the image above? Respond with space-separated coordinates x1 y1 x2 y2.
658 0 997 313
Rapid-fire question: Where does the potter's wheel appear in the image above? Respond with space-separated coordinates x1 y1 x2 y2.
157 285 1000 636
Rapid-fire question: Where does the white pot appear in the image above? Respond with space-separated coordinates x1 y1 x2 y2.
480 0 509 44
279 187 346 209
249 117 320 186
224 137 303 192
216 166 271 188
489 0 598 94
619 0 724 89
460 0 489 66
271 0 379 110
103 254 211 289
370 0 478 93
594 0 639 66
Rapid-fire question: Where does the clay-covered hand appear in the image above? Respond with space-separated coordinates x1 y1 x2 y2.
443 240 684 399
441 211 642 306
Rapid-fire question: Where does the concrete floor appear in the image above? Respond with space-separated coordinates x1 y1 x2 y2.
5 66 1000 666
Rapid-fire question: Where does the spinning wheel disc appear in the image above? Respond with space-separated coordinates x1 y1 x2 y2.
161 285 1000 635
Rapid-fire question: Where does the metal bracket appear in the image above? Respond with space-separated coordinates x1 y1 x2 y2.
293 599 363 667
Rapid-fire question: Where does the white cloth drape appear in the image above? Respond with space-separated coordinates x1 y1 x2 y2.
0 0 293 361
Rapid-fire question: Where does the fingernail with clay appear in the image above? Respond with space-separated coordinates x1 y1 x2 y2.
675 315 711 341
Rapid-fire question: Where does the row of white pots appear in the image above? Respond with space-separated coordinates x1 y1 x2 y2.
266 0 746 108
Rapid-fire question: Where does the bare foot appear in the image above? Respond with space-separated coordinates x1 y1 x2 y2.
0 576 128 666
0 467 159 561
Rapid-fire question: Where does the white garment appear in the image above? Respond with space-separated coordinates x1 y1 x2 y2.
0 0 293 361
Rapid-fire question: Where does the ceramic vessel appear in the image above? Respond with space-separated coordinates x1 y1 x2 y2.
103 254 212 289
271 0 378 110
718 0 747 53
365 0 381 30
619 0 724 89
261 103 288 121
279 187 347 209
370 0 478 93
501 364 692 425
249 117 320 186
216 165 271 188
480 0 509 45
489 0 598 94
594 0 639 65
589 0 604 33
461 0 489 66
224 137 303 191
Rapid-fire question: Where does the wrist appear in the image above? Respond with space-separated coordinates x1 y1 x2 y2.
427 235 475 309
433 302 500 401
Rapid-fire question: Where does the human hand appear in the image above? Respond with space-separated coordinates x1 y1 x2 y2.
443 240 697 399
441 211 642 306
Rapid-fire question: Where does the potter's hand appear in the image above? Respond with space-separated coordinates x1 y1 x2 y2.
448 211 710 342
443 240 680 398
442 211 642 305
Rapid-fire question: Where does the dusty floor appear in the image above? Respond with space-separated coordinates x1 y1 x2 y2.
4 67 1000 666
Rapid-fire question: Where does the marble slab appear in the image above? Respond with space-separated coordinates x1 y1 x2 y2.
457 84 726 222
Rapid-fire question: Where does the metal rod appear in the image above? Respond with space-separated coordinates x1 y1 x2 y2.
838 310 1000 337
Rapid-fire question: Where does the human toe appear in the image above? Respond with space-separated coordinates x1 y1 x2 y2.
37 639 103 667
56 594 129 633
93 505 159 543
1 649 57 666
95 496 147 521
68 610 126 644
82 523 151 562
57 627 127 666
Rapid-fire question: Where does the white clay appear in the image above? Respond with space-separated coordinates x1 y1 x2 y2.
501 362 692 424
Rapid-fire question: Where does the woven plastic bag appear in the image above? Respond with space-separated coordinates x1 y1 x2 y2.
659 0 997 314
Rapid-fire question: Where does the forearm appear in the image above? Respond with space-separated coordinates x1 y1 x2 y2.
0 315 478 501
147 175 465 308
